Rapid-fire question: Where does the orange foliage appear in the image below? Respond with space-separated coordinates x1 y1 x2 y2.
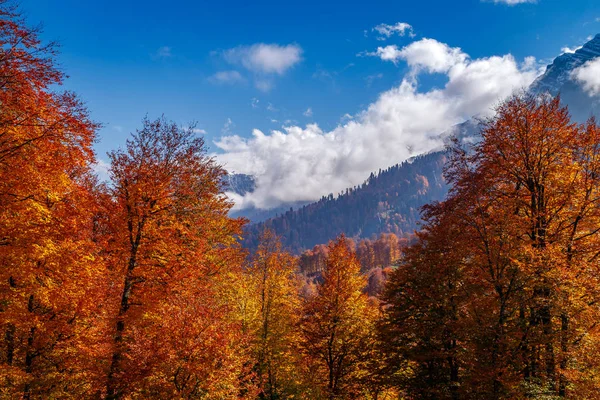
102 117 250 398
0 4 105 397
299 236 378 399
381 94 600 398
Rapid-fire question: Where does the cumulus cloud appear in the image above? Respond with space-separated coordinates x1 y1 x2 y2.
571 58 600 96
398 39 467 73
209 70 245 84
363 39 468 72
215 38 539 210
181 125 207 135
213 43 302 91
223 43 302 75
372 22 414 40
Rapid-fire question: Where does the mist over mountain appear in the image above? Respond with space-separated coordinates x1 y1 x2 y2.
222 173 255 197
236 34 600 252
243 151 449 253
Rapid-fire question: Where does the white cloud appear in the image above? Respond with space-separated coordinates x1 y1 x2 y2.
251 97 260 108
266 103 278 112
486 0 537 4
571 58 600 96
209 70 245 84
361 45 402 64
216 38 539 210
363 38 468 73
223 43 302 75
180 125 207 135
561 45 583 54
303 107 313 117
372 22 414 40
341 113 353 122
93 159 111 182
560 36 592 55
215 43 302 91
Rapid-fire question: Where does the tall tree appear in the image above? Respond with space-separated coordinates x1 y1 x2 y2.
0 3 105 397
244 230 302 399
379 201 467 400
380 94 600 398
104 117 249 398
299 235 377 399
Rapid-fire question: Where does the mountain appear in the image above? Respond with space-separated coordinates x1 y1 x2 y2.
241 34 600 252
231 200 312 223
223 174 312 223
243 151 449 253
223 173 256 196
530 33 600 122
241 119 479 252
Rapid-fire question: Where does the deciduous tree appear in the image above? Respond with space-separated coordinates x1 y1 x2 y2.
299 235 377 399
242 230 303 399
0 3 105 397
380 94 600 398
104 117 249 398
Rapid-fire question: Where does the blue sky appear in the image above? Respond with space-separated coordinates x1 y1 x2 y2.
22 0 600 208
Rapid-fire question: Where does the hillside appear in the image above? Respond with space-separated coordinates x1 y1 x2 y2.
530 33 600 121
243 151 449 252
241 35 600 253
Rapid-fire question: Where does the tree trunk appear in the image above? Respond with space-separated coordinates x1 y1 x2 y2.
106 225 141 399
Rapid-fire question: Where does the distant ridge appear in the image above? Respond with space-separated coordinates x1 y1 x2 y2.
242 151 449 253
530 33 600 121
239 34 600 252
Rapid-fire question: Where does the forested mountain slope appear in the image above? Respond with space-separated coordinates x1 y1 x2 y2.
241 35 600 253
243 151 449 252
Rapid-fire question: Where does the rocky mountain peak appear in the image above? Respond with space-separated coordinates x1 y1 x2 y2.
530 34 600 96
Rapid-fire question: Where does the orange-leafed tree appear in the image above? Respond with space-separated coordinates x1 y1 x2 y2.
380 94 600 398
299 235 378 399
0 3 106 398
447 95 600 397
379 200 468 400
103 116 250 398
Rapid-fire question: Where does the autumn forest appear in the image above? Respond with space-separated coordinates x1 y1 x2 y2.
4 3 600 400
